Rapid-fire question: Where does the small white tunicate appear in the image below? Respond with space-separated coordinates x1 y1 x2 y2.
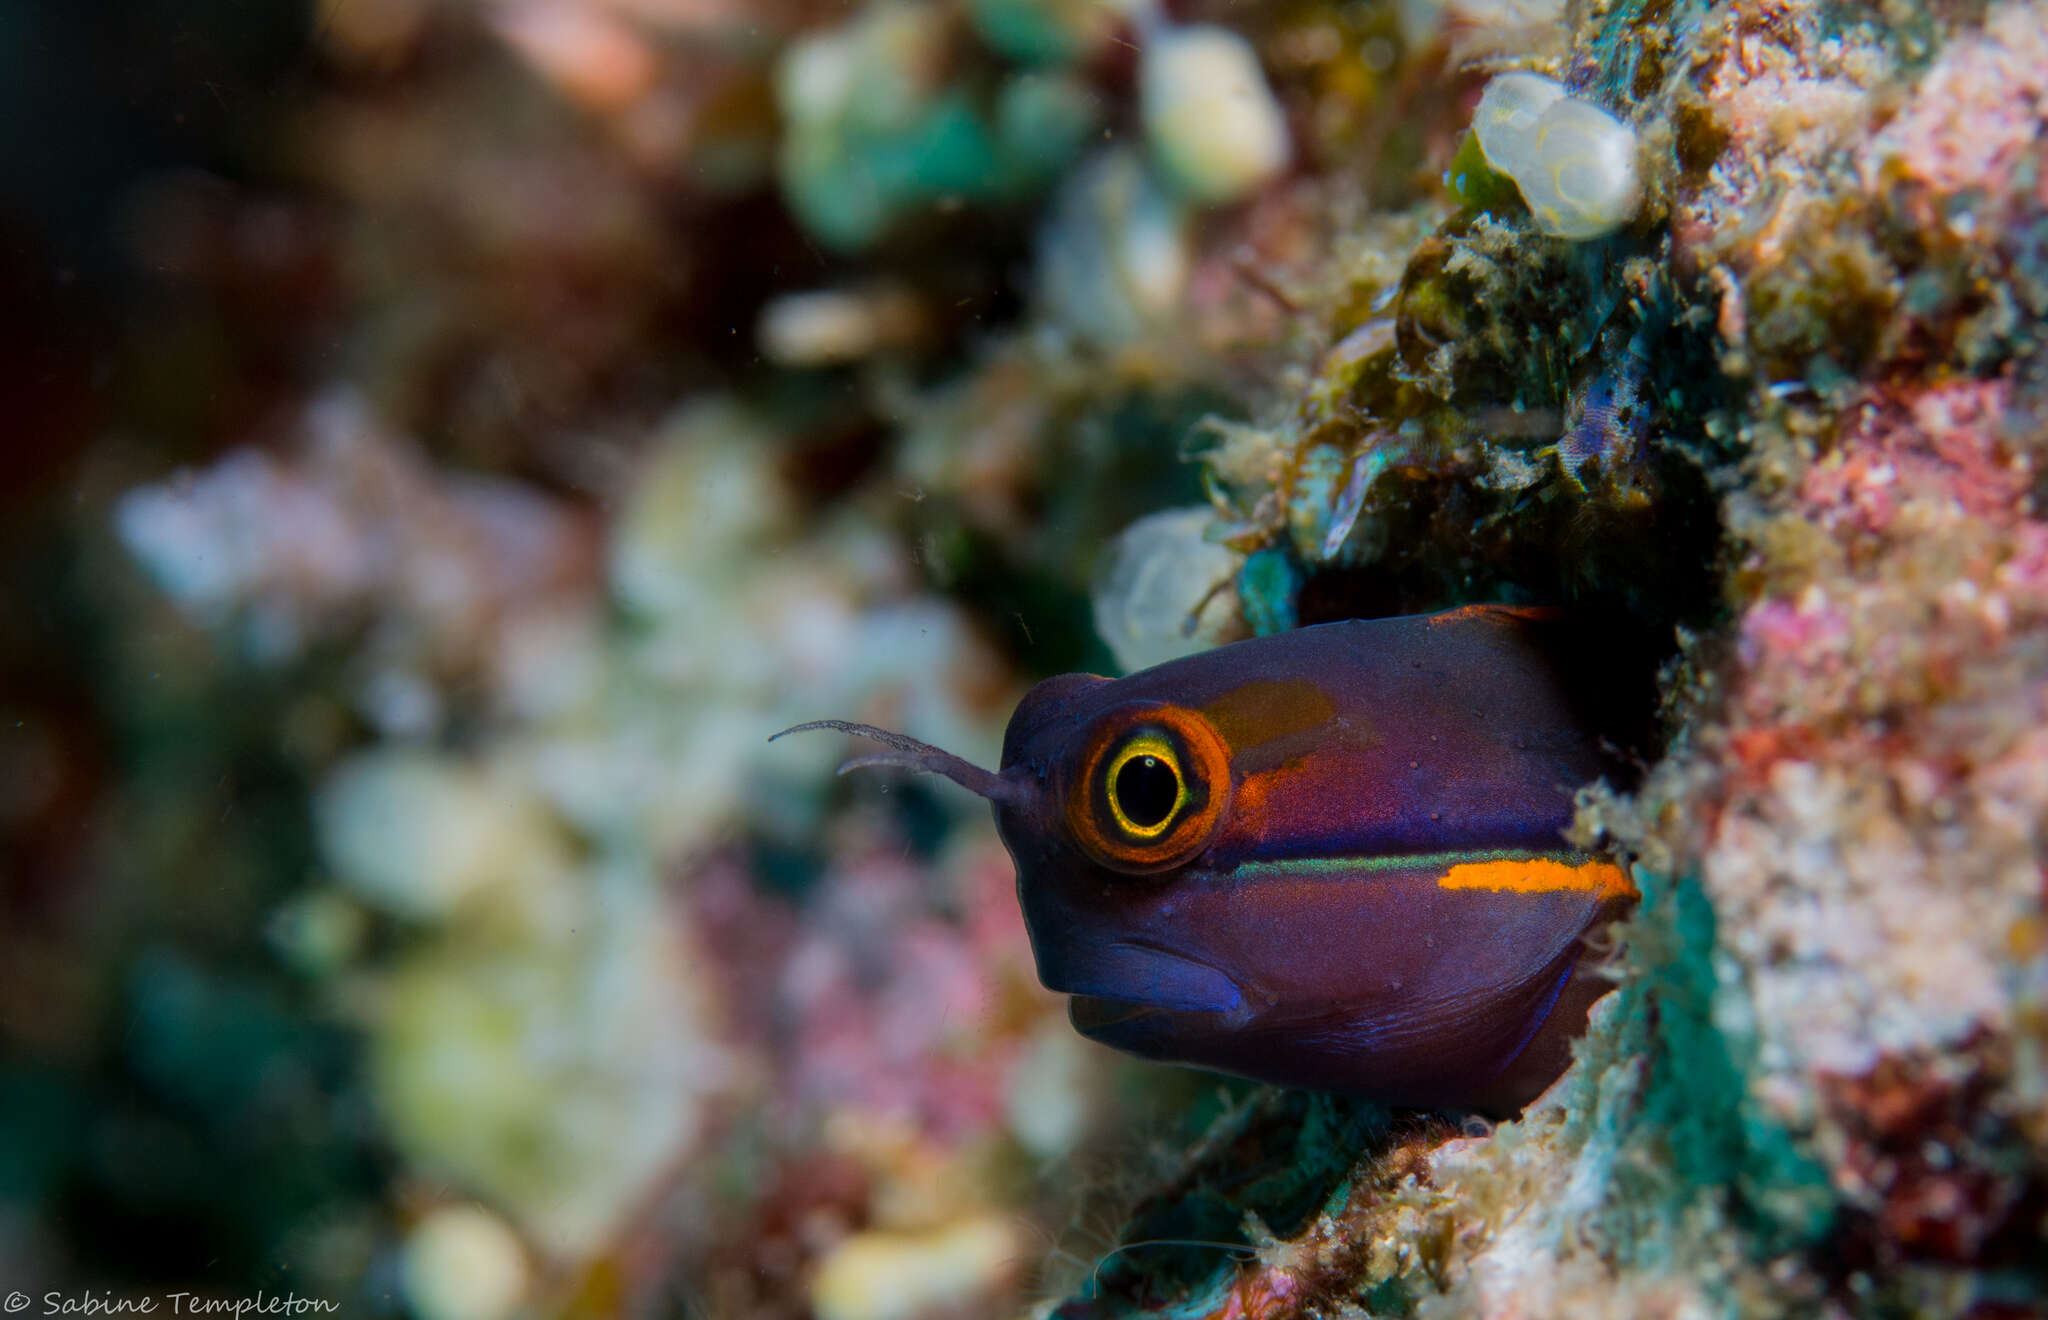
811 1217 1020 1320
1472 71 1642 240
1091 506 1239 674
1035 148 1189 345
757 284 925 367
1139 24 1290 204
1472 71 1566 164
401 1205 529 1320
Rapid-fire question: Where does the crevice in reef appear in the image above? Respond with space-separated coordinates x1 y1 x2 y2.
1222 220 1740 773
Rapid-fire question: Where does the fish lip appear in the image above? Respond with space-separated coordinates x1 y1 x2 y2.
1067 994 1166 1033
1066 989 1254 1048
1039 940 1245 1017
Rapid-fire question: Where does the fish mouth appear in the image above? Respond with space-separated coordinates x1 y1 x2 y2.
1066 991 1253 1054
1036 939 1243 1012
1067 991 1249 1031
1039 941 1249 1047
1067 994 1168 1033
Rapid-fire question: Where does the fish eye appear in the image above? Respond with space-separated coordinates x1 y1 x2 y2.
1107 741 1185 836
1064 705 1232 874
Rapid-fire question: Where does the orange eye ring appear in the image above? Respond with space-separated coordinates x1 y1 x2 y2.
1063 702 1231 874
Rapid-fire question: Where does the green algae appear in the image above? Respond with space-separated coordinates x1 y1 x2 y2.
1059 1091 1391 1318
774 0 1106 253
1617 872 1837 1258
1444 131 1524 216
1236 549 1301 637
1578 0 1702 108
968 0 1112 66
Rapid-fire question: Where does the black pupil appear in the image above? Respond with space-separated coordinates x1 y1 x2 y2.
1115 755 1180 829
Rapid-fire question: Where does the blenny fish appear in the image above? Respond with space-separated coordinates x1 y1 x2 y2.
774 604 1637 1114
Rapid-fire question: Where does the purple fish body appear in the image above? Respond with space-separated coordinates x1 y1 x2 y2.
775 604 1637 1114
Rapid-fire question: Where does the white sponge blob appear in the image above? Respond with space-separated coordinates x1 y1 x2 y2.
1141 24 1291 204
1473 72 1642 240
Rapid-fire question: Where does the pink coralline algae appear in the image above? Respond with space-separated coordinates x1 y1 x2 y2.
678 826 1101 1319
1796 380 2032 542
692 833 1059 1140
1690 355 2048 1293
1861 5 2048 210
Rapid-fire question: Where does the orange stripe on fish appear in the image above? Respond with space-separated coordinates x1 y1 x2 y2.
1437 856 1636 902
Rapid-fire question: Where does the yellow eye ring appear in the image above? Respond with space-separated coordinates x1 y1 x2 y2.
1063 703 1231 874
1103 735 1188 839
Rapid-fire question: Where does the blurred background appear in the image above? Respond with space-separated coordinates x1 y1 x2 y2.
0 0 1482 1314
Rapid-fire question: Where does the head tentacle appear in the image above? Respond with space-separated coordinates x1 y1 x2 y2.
769 720 1013 803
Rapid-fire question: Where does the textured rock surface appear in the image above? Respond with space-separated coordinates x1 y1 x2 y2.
1063 1 2048 1314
